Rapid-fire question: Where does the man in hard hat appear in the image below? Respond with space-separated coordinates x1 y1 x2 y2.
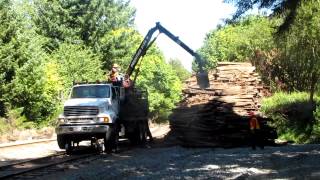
108 63 121 83
248 111 264 150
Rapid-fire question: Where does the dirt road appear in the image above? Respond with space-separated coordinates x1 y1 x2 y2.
1 124 320 179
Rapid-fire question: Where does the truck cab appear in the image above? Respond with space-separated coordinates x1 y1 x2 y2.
56 83 123 153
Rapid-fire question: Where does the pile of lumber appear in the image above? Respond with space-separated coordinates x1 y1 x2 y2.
168 62 276 147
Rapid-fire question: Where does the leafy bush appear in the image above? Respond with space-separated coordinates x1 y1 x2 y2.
197 15 276 70
261 92 318 143
0 118 10 135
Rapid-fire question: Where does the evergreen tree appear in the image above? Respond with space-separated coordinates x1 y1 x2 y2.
34 0 135 51
0 0 54 121
0 0 15 116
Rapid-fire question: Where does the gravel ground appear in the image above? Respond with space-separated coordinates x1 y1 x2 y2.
43 144 320 180
2 124 320 179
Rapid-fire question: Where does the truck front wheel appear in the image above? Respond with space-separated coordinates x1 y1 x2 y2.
65 140 73 155
104 126 119 153
57 135 66 149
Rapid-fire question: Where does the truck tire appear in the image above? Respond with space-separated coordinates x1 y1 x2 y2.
104 126 119 153
128 131 138 145
57 135 66 149
128 123 146 145
139 123 147 144
65 140 73 155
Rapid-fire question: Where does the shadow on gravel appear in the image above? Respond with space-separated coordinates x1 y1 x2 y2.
49 143 320 179
167 145 320 179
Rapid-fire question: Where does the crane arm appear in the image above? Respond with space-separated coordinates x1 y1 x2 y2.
126 26 158 77
155 23 205 71
126 22 209 88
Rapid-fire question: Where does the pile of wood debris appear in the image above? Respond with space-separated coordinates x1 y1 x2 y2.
168 62 276 147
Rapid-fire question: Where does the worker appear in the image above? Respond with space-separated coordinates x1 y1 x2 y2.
108 63 121 83
248 111 264 150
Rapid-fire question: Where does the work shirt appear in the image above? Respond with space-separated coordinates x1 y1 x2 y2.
108 72 119 82
250 117 260 130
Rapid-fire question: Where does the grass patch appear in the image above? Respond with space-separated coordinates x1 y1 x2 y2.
261 91 319 143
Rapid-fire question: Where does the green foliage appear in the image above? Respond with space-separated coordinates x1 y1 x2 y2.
0 107 32 134
34 0 135 51
274 0 320 101
0 0 19 116
261 92 318 143
0 1 56 122
49 43 104 95
99 28 141 70
168 58 191 82
136 54 182 120
0 117 9 134
198 16 275 69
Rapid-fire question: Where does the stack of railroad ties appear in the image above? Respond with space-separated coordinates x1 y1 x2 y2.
168 62 277 147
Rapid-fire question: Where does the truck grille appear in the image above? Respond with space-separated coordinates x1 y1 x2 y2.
67 118 94 124
64 106 99 116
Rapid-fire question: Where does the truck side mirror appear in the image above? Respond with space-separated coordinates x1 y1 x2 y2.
196 71 210 89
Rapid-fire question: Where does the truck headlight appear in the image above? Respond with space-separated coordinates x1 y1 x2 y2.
58 118 66 124
99 117 109 123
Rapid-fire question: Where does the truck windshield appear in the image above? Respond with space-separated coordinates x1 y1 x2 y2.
71 85 111 98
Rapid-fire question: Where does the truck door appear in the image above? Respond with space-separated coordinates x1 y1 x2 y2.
111 87 120 115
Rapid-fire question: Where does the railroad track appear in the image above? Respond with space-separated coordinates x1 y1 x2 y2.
0 138 56 149
0 139 140 179
0 150 99 179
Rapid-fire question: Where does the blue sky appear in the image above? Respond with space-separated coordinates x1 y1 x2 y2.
130 0 236 71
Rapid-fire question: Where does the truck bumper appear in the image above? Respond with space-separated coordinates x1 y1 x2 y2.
56 124 111 135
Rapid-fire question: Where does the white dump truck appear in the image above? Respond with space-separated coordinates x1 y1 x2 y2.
56 83 149 154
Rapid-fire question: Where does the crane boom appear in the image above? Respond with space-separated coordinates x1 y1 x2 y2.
126 22 209 89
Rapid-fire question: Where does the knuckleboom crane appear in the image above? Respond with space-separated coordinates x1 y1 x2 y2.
126 22 210 89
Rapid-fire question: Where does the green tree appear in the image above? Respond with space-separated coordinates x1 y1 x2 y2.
198 16 275 68
33 0 135 51
0 0 17 116
49 43 104 95
99 28 141 71
0 0 57 121
168 58 191 82
136 54 182 120
274 0 320 102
